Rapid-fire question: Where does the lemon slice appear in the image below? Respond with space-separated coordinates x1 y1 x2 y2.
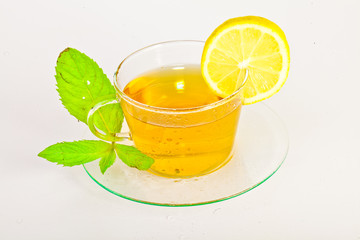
201 16 290 104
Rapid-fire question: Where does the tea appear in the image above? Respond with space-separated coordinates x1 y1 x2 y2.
121 64 242 178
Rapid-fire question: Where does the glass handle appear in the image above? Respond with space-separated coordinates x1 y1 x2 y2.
87 98 130 142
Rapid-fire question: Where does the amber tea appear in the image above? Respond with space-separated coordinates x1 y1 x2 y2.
121 64 242 178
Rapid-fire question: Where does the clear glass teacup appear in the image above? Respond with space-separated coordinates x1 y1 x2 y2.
88 41 247 178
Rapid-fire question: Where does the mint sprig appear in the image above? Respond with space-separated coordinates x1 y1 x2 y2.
38 48 154 174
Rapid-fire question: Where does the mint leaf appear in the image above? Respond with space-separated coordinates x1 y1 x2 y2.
114 144 154 170
92 103 124 137
99 147 116 174
38 140 112 166
55 48 123 135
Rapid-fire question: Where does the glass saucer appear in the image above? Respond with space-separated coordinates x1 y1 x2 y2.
83 102 288 206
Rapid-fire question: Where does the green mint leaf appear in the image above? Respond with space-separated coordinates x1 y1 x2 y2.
38 140 112 166
55 48 123 135
114 144 154 170
92 103 124 137
99 147 116 174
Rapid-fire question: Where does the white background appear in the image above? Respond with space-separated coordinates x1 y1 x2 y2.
1 0 360 239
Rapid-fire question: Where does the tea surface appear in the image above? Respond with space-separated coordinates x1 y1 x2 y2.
123 65 222 108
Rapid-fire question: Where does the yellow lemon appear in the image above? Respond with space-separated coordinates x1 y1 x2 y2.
201 16 290 104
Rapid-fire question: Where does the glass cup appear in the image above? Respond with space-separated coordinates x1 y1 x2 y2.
87 40 247 178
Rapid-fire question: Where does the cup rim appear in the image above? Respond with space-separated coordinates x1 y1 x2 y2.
114 40 246 113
